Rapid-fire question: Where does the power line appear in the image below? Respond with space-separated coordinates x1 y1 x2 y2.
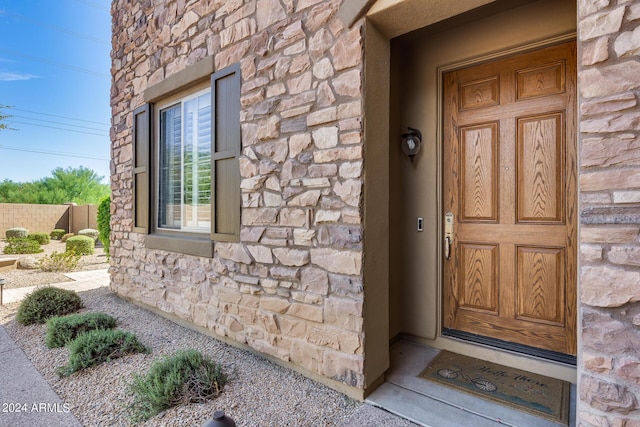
0 48 109 79
12 115 108 132
0 10 110 45
8 120 109 137
7 107 110 126
72 0 110 12
0 144 109 161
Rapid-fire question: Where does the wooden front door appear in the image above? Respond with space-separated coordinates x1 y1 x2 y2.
443 41 577 356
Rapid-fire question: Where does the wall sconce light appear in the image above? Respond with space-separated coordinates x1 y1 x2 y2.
401 127 422 162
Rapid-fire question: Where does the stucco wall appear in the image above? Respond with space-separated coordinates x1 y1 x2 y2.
388 0 577 343
110 0 368 395
577 1 640 424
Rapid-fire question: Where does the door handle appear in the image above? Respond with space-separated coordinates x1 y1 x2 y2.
444 236 451 260
444 212 454 260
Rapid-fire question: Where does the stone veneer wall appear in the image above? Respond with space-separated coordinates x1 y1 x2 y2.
578 0 640 424
110 0 367 391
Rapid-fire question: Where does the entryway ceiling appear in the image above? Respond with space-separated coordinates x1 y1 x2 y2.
340 0 548 39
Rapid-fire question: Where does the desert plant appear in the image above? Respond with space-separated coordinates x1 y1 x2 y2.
60 233 74 242
16 287 84 325
78 228 99 242
57 329 148 377
37 251 81 272
65 235 94 255
97 195 111 257
46 312 117 348
50 229 67 240
128 349 227 422
28 232 50 245
3 237 44 255
5 227 28 239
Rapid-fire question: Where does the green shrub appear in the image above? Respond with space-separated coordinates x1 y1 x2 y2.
65 235 94 255
57 329 148 377
3 237 44 255
46 312 117 348
128 349 227 422
97 195 111 257
50 229 67 240
16 287 84 325
37 251 81 272
28 232 50 245
61 233 74 243
6 227 28 239
78 228 99 242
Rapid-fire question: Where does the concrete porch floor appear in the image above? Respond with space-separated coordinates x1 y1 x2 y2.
366 340 576 427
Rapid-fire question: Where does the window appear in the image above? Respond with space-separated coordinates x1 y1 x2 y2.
133 61 241 257
157 90 212 232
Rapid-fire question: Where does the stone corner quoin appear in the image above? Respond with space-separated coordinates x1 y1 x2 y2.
577 1 640 425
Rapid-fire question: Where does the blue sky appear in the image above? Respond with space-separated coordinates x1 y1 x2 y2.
0 0 111 183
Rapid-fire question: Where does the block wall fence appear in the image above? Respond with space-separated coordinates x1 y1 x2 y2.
0 203 98 237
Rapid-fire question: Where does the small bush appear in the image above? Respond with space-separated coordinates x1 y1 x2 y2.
37 251 81 272
6 227 28 239
57 329 148 377
16 287 84 325
46 312 117 348
97 195 111 257
60 233 74 243
128 349 227 422
78 228 99 242
3 237 44 255
28 232 51 245
50 229 67 240
66 235 94 255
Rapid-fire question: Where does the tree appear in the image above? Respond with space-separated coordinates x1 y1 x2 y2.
0 180 39 203
97 195 111 257
0 166 110 205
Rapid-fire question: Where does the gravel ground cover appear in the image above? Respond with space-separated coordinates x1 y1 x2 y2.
0 288 416 427
0 238 416 426
0 240 109 289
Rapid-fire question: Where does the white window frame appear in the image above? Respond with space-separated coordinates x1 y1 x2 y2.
155 86 211 234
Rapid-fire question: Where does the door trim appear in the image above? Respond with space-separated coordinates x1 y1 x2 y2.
435 32 577 354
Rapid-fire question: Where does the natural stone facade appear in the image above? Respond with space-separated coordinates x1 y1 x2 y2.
110 0 367 391
110 0 640 422
578 0 640 424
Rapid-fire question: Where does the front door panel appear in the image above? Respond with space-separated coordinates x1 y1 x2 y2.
443 41 577 356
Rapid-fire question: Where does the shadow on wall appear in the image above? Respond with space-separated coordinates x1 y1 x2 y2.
0 203 98 237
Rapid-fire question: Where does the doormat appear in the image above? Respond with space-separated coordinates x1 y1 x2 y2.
419 351 570 425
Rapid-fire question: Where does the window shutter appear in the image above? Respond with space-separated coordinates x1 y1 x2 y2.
211 64 241 242
132 103 152 234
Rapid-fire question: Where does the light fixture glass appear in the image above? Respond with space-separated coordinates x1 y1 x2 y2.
401 127 422 162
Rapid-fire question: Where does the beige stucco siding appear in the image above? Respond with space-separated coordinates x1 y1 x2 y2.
388 0 576 341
